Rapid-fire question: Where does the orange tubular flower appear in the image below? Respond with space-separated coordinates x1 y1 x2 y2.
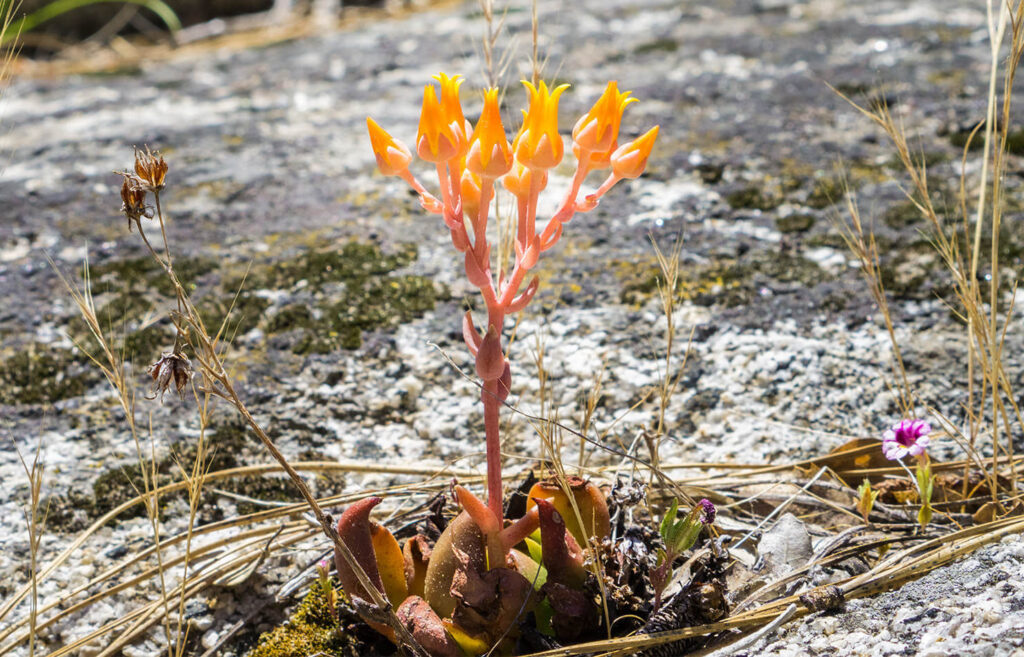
434 72 468 148
417 84 461 163
611 126 659 179
367 118 413 176
466 89 513 179
513 80 569 170
572 81 637 156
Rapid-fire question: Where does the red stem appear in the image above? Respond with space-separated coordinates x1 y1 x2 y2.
539 162 590 244
483 377 504 524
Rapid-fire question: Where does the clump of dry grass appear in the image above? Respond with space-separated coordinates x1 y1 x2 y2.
836 0 1023 507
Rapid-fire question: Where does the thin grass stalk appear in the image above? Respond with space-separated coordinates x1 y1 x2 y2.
0 459 472 645
129 192 433 655
57 254 178 652
51 527 313 657
13 437 46 657
0 523 312 652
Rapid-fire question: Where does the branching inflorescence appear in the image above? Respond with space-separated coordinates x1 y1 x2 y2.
326 74 659 654
367 74 658 528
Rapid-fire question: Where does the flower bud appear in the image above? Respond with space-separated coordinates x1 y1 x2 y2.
610 125 659 179
367 117 413 176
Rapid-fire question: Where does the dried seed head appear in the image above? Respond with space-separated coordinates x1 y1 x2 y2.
134 145 168 192
119 176 152 230
146 350 193 401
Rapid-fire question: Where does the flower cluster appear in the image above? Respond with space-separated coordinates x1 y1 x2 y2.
367 74 658 527
336 78 657 655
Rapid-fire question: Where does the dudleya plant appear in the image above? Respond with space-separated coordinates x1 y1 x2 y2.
331 74 658 655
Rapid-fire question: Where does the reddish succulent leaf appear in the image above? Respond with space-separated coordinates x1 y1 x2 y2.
424 511 487 620
475 326 505 381
450 546 536 647
464 249 491 288
506 276 539 313
543 581 596 642
533 498 587 589
462 311 482 356
495 360 512 403
396 595 460 657
333 497 385 604
527 476 611 547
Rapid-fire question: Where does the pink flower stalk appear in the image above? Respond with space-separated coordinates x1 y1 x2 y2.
367 76 658 528
882 418 931 460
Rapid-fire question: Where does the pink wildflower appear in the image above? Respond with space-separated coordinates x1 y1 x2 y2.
882 419 931 460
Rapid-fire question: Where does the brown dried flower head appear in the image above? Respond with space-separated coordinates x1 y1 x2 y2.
134 145 168 192
147 350 193 401
119 176 151 229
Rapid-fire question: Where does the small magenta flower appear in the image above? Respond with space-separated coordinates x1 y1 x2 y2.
882 418 931 460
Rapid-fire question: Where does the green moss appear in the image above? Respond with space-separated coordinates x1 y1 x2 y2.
125 325 174 362
198 293 272 339
154 256 218 295
885 150 950 171
81 64 144 77
617 251 828 308
776 214 816 233
66 290 170 364
249 579 369 657
266 304 314 334
943 124 1024 154
940 123 1024 154
876 248 954 300
239 242 447 353
69 255 216 363
86 420 320 523
90 256 161 284
806 176 846 209
883 200 924 228
1005 129 1024 156
832 82 872 97
90 255 216 296
236 242 419 292
634 38 679 54
726 186 781 211
0 344 91 405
